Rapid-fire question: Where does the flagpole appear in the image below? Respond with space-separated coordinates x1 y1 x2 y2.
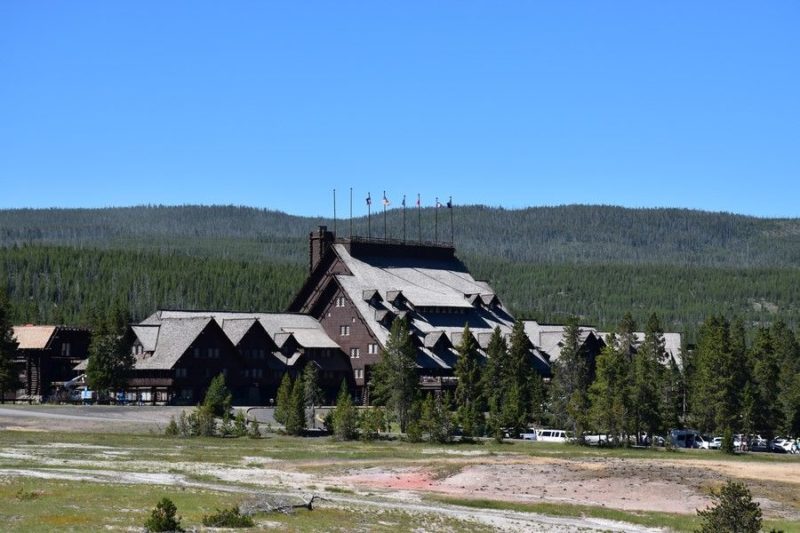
435 197 439 243
402 195 406 243
349 187 353 239
333 189 337 236
367 193 371 238
449 196 454 244
383 190 387 240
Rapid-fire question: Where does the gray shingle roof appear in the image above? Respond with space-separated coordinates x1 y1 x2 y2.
132 325 159 352
135 317 213 370
332 243 516 370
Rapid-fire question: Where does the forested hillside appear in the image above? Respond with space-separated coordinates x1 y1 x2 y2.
2 204 799 334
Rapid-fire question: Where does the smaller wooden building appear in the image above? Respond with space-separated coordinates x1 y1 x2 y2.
7 325 91 402
124 311 353 406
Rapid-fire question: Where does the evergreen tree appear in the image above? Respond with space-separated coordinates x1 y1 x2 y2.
696 480 762 533
274 373 292 425
85 333 134 396
505 320 533 434
690 316 739 434
549 316 590 438
589 339 628 446
202 373 232 417
770 321 800 436
454 324 483 438
0 289 20 401
285 373 306 436
748 327 779 436
303 362 323 427
632 313 666 443
420 392 453 443
331 380 358 440
369 317 418 433
482 327 508 440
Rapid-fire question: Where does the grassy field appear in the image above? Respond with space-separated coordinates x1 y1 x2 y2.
1 428 799 531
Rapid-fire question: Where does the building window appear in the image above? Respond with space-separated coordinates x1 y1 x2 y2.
175 368 188 378
61 343 71 356
368 343 379 355
350 347 360 358
193 347 200 358
339 325 350 336
354 369 363 379
335 296 346 308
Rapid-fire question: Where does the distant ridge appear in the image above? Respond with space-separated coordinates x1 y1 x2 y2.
2 204 800 267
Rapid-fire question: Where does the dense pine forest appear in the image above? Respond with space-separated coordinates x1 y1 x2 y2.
2 204 799 335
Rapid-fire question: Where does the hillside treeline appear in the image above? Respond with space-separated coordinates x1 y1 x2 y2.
4 204 800 267
0 246 304 326
2 244 799 334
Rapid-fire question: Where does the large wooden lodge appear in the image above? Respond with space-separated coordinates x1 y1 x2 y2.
8 227 682 405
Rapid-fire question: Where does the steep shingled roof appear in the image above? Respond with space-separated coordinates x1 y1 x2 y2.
331 243 518 371
135 317 213 370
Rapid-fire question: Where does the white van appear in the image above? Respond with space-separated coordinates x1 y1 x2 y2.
534 429 569 443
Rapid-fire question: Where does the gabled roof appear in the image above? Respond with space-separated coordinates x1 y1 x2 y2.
220 318 259 346
138 310 340 359
327 242 517 371
136 317 214 370
132 325 159 352
13 326 57 350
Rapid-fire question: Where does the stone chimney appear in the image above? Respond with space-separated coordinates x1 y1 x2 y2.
309 225 335 273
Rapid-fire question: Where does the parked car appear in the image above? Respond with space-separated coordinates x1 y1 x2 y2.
693 435 713 450
709 437 723 450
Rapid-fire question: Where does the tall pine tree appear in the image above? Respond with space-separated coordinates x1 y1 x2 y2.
370 317 418 432
454 324 483 438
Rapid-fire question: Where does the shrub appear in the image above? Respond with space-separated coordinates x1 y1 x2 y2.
203 373 232 417
331 380 358 440
233 410 248 437
164 416 179 437
721 427 735 454
188 406 216 437
176 410 191 437
144 497 183 532
248 416 261 438
359 407 386 441
201 506 254 528
696 480 762 533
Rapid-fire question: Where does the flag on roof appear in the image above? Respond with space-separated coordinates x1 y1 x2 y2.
401 195 406 207
447 196 453 209
436 197 442 208
366 193 371 206
382 191 390 206
416 194 421 207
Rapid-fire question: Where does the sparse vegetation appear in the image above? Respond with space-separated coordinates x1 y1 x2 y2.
144 497 183 532
696 480 762 533
201 506 254 528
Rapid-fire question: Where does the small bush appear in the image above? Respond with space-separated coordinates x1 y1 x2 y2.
233 410 248 437
248 416 261 438
696 480 761 533
176 410 191 437
144 497 183 532
721 427 735 454
201 506 254 528
188 406 216 437
164 416 179 437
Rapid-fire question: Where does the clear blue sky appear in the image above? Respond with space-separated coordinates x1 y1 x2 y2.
2 2 798 217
